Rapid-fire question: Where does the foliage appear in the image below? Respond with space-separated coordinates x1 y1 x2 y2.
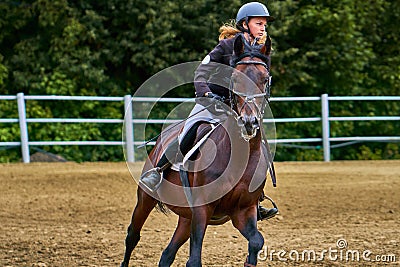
0 0 398 162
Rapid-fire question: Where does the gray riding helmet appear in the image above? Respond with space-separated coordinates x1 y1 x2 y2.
236 2 275 28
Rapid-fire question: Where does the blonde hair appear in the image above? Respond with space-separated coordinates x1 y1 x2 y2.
219 20 241 40
218 19 267 44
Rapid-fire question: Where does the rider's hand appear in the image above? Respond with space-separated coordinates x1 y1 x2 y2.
205 92 224 102
195 92 226 115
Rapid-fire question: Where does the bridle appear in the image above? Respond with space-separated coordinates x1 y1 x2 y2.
229 57 272 140
235 59 268 69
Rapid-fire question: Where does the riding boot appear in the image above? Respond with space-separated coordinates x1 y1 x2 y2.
257 204 278 221
257 191 279 221
139 121 202 192
139 138 179 192
139 122 205 193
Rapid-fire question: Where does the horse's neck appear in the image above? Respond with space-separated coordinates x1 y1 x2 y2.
220 119 262 167
248 132 262 150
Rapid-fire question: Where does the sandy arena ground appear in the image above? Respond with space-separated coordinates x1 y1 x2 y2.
0 161 399 266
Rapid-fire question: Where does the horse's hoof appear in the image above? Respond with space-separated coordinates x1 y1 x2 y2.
244 256 257 267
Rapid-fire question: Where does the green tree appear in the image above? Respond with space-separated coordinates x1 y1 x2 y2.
267 0 399 160
0 0 398 162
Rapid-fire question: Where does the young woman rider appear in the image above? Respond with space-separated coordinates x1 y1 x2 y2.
140 2 278 221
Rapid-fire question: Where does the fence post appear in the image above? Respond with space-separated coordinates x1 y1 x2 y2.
321 94 330 162
17 92 30 163
124 95 135 162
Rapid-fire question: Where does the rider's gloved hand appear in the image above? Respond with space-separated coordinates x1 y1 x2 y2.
205 92 224 102
204 92 226 115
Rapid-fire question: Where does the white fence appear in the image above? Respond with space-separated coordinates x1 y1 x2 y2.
0 93 399 163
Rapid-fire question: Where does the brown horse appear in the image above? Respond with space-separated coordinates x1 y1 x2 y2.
121 34 275 267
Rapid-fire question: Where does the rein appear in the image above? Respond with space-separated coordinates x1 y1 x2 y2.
229 43 277 187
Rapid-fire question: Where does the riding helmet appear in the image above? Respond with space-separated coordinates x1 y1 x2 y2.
236 2 275 26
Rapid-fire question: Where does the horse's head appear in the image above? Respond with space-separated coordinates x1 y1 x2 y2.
230 33 272 141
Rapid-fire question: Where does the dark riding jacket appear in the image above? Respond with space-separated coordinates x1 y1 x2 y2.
194 37 235 99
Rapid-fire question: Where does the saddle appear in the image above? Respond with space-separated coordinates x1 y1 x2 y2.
146 121 217 174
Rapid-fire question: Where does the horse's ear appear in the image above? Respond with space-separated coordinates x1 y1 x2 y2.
260 35 272 56
234 34 244 56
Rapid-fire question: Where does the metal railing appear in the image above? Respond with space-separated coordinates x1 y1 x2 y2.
0 93 399 163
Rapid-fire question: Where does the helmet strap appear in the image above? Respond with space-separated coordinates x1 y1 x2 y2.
240 18 256 43
245 18 251 35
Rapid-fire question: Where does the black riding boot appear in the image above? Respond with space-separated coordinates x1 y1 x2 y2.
257 192 279 221
139 139 179 192
139 122 203 192
257 204 278 221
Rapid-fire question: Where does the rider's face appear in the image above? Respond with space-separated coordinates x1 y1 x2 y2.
244 17 267 38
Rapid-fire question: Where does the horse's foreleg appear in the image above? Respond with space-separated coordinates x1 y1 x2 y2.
120 189 157 267
159 216 191 267
231 206 264 267
186 206 212 267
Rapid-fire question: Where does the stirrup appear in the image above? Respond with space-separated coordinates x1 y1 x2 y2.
139 167 163 193
260 195 279 210
257 195 279 221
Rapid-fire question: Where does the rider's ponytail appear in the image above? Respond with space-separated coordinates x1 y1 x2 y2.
218 20 241 40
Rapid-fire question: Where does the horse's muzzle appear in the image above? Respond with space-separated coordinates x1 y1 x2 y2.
238 115 259 141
